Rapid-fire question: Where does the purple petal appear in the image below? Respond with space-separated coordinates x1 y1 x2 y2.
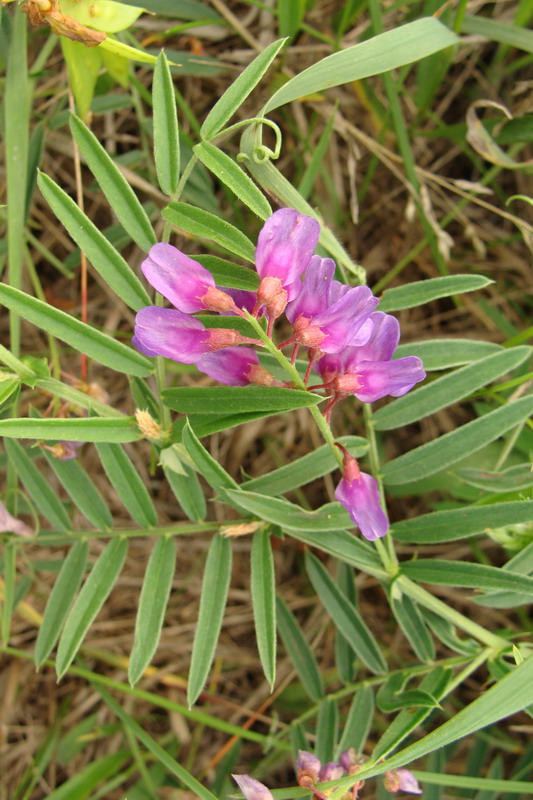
218 287 258 316
133 306 209 364
335 472 389 541
355 357 426 402
0 500 33 537
311 286 379 353
319 762 345 782
296 750 322 778
255 209 320 294
345 311 400 366
396 769 422 794
286 255 336 323
232 775 274 800
196 348 259 385
141 243 215 313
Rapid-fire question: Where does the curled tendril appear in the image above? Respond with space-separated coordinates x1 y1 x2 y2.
237 118 283 165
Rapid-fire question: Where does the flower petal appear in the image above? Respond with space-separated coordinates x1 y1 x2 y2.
232 775 274 800
335 472 388 541
286 255 336 323
196 348 259 385
355 357 426 402
133 306 209 364
141 243 215 313
255 208 320 294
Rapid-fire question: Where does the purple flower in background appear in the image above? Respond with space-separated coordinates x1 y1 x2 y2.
318 762 345 782
0 500 33 538
335 452 388 541
133 307 260 364
141 243 239 314
296 750 322 785
232 775 274 800
384 769 422 794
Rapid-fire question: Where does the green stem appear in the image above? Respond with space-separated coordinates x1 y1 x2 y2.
397 575 509 651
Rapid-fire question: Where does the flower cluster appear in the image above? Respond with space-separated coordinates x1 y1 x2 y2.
133 208 425 541
232 749 421 800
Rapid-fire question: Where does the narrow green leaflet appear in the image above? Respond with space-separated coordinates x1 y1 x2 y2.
69 115 156 251
195 255 259 290
0 416 140 443
262 18 458 112
382 395 533 485
194 142 271 219
0 375 19 407
200 38 287 139
419 609 477 656
226 490 352 533
316 697 338 764
162 386 323 414
35 540 89 667
287 529 384 575
4 439 70 531
164 463 206 522
153 51 180 196
378 275 492 312
392 502 533 544
305 552 387 675
242 435 367 496
56 537 129 678
188 534 232 706
365 655 533 777
37 171 150 310
162 202 255 262
35 377 122 418
400 560 533 595
374 347 531 430
45 752 128 800
251 529 276 689
376 673 439 713
42 449 113 531
96 443 158 527
276 594 324 702
390 593 435 663
0 284 152 377
337 687 374 757
394 339 502 371
129 537 177 685
457 464 533 494
335 562 357 684
189 409 298 437
91 685 219 800
182 420 239 498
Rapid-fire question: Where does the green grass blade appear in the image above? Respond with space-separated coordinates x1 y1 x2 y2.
96 442 158 527
336 686 374 757
374 346 531 430
382 395 533 485
0 284 152 377
37 171 151 310
316 696 339 764
35 540 89 668
461 14 533 53
251 529 276 689
4 439 70 531
56 537 128 679
153 50 180 196
45 752 128 800
200 38 286 139
187 534 232 706
69 114 156 251
194 142 272 219
263 18 458 112
162 202 255 261
276 594 324 702
305 551 387 675
129 536 177 685
335 561 357 684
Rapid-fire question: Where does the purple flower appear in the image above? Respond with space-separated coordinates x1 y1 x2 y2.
141 243 238 314
285 255 336 323
133 307 259 364
256 209 320 298
335 454 388 541
218 287 258 316
293 287 378 353
318 311 426 402
232 775 274 800
319 762 345 782
197 348 260 386
384 769 422 794
339 748 366 774
296 750 322 785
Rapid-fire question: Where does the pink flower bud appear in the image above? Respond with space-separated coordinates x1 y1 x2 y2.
232 775 274 800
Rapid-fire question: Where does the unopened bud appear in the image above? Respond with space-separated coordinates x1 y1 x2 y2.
200 286 239 314
245 364 276 387
293 315 326 349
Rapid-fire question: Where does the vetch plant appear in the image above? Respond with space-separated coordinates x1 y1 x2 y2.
1 6 533 798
